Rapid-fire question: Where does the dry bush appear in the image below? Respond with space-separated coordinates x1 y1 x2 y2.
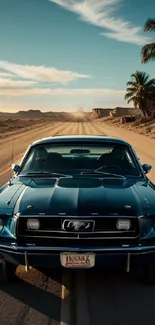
0 121 7 127
120 116 136 124
131 116 153 127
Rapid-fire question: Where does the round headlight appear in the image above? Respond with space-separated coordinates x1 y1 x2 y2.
27 218 40 230
0 218 3 232
116 219 131 230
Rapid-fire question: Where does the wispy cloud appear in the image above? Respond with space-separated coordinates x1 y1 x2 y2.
0 61 90 83
49 0 151 45
0 78 36 88
0 87 124 97
0 72 15 78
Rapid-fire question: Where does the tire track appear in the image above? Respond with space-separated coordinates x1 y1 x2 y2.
0 122 76 186
0 121 74 176
80 121 86 135
0 115 75 173
59 122 77 136
69 122 79 135
0 122 63 173
0 121 61 147
87 121 107 135
82 121 105 135
78 120 83 135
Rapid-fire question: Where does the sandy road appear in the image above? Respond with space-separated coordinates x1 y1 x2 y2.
0 120 75 174
1 120 155 325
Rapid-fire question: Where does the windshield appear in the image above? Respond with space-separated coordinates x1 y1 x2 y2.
19 143 141 177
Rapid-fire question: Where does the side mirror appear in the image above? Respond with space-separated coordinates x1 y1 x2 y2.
142 164 152 174
12 164 20 174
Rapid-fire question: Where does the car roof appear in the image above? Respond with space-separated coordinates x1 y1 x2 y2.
31 135 129 146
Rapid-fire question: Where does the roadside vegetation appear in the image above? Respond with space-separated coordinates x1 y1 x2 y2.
124 16 155 118
99 15 155 138
125 71 155 117
141 18 155 63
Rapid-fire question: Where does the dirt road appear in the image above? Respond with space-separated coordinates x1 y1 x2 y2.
0 119 155 325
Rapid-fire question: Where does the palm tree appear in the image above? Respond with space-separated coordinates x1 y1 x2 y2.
141 18 155 63
125 71 155 116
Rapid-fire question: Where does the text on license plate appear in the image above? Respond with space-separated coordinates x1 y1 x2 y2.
60 252 95 268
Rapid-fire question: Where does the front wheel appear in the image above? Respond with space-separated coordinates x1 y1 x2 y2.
0 260 17 284
141 265 155 285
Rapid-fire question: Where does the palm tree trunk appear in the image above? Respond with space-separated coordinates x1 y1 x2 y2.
140 98 150 117
145 107 151 116
139 103 146 116
143 99 151 116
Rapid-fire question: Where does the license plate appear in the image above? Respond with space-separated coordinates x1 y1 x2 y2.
60 252 95 268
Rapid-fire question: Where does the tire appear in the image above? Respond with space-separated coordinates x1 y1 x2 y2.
0 260 17 284
141 264 155 285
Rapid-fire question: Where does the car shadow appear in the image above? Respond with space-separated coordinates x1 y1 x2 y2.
0 267 62 322
2 267 154 325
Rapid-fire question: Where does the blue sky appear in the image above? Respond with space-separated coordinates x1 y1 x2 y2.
0 0 155 112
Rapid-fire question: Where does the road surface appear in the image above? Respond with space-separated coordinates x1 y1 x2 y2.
1 118 155 325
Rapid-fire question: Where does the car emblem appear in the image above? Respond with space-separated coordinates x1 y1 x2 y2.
124 205 131 209
27 205 33 209
62 219 95 232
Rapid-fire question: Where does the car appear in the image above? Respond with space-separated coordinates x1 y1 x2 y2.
0 135 155 284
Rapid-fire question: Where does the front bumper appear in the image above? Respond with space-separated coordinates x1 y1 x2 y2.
1 242 155 269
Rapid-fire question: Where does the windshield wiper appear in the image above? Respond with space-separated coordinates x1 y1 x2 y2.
81 168 126 179
20 171 72 178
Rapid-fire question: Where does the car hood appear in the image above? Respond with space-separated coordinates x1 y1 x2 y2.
1 177 155 216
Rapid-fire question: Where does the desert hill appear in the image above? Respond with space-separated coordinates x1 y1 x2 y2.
92 107 141 118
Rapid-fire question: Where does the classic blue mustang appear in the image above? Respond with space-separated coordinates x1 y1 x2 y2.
0 135 155 284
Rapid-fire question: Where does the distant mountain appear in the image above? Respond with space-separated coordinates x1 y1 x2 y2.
0 109 75 121
44 111 55 116
0 109 89 121
16 109 45 118
0 109 46 119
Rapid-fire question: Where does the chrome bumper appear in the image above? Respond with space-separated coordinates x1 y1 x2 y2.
1 242 155 270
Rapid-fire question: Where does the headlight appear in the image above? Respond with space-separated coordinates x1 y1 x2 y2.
27 218 40 230
116 219 131 230
0 218 3 232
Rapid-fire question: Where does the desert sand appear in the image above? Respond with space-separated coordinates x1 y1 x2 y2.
0 113 155 184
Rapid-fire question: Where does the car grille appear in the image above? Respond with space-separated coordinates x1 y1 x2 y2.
17 216 139 247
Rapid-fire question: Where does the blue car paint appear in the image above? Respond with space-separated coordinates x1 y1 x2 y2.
0 135 155 269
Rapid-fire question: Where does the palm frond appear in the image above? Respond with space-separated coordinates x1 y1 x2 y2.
131 72 148 88
126 96 138 106
144 18 155 32
141 43 155 63
131 71 149 85
126 87 137 92
126 81 137 87
145 79 155 87
124 93 139 106
126 89 137 97
131 72 139 84
126 97 133 104
124 92 133 100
